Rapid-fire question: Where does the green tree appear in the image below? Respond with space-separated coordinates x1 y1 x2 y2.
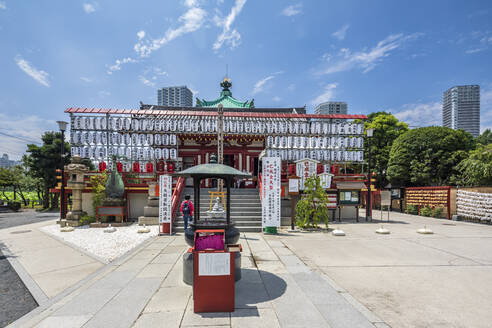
451 143 492 186
23 131 71 209
295 176 331 228
387 127 475 186
476 129 492 145
0 167 15 201
364 112 408 189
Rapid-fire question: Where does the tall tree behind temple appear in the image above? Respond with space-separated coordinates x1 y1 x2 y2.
364 112 408 189
23 132 70 209
476 129 492 145
387 127 475 187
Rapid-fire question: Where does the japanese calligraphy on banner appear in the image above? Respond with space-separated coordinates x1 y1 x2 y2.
159 175 172 227
295 158 319 190
262 157 281 228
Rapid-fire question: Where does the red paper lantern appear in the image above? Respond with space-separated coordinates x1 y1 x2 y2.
133 162 140 173
116 162 123 173
317 164 323 174
167 162 174 173
146 162 154 173
98 162 107 172
288 164 295 176
157 160 165 172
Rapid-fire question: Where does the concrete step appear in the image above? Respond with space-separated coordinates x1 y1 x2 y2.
144 206 159 217
138 216 159 225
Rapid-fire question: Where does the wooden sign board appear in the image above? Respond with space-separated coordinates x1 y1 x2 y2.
288 176 300 195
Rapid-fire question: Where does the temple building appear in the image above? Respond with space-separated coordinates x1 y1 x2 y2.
63 78 368 222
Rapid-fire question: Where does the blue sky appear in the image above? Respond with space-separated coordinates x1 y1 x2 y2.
1 0 492 159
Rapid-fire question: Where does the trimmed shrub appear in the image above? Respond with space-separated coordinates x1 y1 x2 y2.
433 207 444 218
80 215 96 226
406 204 418 215
421 206 433 217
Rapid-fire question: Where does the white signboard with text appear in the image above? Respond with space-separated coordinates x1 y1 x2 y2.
319 172 334 189
381 191 391 206
295 158 319 190
159 175 172 230
262 157 281 228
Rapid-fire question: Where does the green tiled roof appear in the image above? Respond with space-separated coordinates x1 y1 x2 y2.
196 78 254 108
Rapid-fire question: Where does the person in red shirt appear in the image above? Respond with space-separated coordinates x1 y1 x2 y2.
180 195 194 230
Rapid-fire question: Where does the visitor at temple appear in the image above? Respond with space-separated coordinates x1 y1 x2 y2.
180 195 194 230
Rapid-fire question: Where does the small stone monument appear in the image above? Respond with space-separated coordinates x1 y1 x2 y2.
206 197 226 219
138 181 160 225
61 156 89 227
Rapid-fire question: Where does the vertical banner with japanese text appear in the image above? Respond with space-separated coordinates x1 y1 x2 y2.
262 157 281 228
159 175 172 233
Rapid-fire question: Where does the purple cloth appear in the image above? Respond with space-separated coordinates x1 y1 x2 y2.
195 234 224 251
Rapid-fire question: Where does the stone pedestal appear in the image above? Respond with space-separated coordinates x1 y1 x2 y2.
138 182 160 225
60 156 88 227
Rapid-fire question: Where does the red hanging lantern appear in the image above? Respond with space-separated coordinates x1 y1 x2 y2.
133 162 140 173
157 160 165 172
167 162 174 173
146 162 154 173
116 162 123 173
288 164 295 176
98 161 107 172
317 163 323 174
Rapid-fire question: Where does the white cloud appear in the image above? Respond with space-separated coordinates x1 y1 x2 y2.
281 3 302 17
213 0 247 50
134 6 207 57
107 57 137 74
0 2 6 10
80 77 93 83
83 3 96 14
0 113 56 160
15 56 50 87
139 76 155 87
332 24 349 40
137 30 145 40
252 71 283 94
318 33 422 75
273 96 281 102
393 102 442 128
98 90 111 97
184 0 198 7
310 83 337 105
465 48 485 54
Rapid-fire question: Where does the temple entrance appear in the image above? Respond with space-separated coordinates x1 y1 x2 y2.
224 154 235 168
183 157 195 186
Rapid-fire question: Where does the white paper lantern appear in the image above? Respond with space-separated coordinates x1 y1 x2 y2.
162 148 169 160
170 134 177 146
170 148 177 160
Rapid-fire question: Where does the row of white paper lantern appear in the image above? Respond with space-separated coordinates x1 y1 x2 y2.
71 131 177 147
265 149 364 162
71 146 177 161
266 135 364 149
457 203 492 214
72 116 364 136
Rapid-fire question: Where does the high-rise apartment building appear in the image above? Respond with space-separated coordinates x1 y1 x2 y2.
442 85 480 137
157 86 193 107
314 101 348 115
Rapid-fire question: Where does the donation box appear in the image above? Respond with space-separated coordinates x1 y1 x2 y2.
193 229 235 313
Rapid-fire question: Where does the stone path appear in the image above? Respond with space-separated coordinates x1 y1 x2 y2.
12 233 382 328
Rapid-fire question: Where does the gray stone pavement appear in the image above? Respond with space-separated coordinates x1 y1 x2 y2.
12 231 380 328
278 210 492 328
0 210 58 230
12 210 492 327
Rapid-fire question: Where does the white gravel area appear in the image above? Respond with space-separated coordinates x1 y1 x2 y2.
41 224 159 263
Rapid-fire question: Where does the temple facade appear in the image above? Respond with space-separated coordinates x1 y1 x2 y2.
64 79 368 220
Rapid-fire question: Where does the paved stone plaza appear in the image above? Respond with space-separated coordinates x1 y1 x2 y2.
2 211 492 327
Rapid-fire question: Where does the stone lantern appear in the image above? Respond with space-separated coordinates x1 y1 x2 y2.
62 155 89 227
